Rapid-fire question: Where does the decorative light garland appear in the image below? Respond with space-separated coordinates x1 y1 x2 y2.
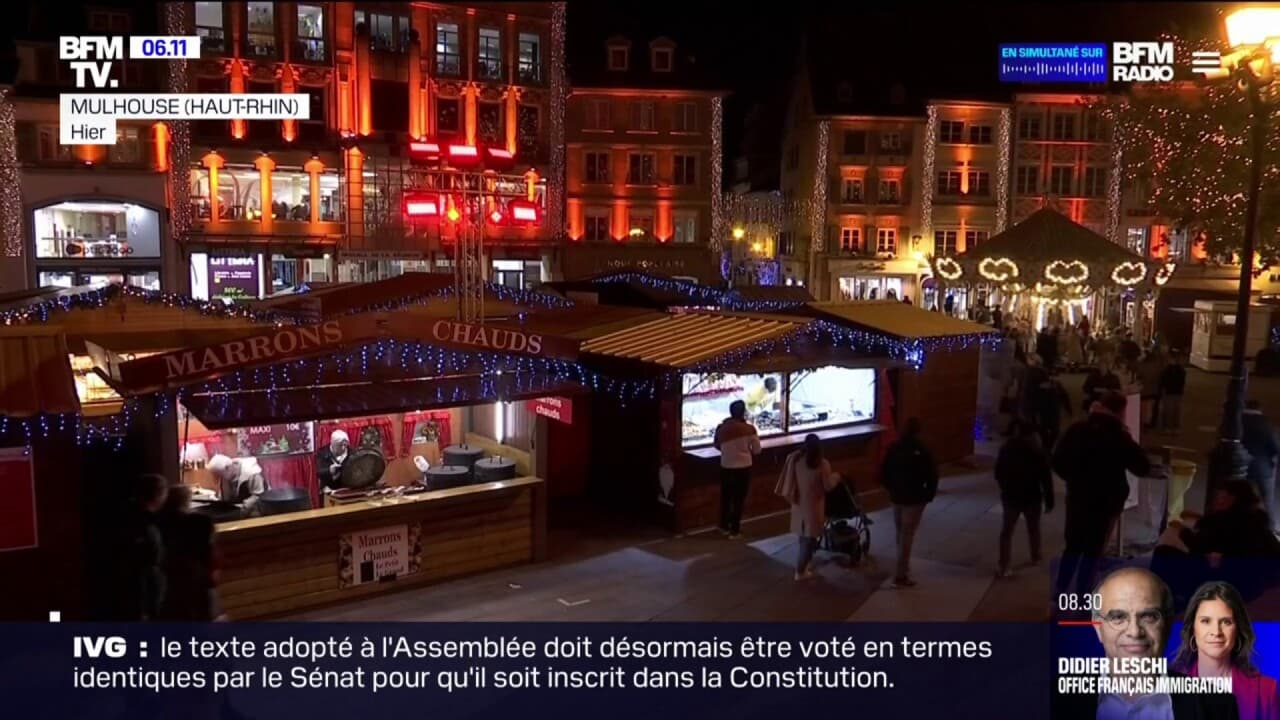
710 96 725 251
165 3 193 249
810 121 830 253
921 106 937 239
0 88 22 257
1111 261 1147 286
978 257 1019 282
934 257 963 281
1154 262 1176 286
547 2 567 241
1106 142 1123 243
996 107 1011 233
1044 260 1090 285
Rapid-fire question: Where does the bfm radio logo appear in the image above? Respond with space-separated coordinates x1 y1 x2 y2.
1112 41 1175 82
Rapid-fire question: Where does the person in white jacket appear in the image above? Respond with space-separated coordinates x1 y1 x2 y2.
714 400 761 539
208 454 268 518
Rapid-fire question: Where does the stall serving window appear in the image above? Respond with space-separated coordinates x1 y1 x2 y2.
33 201 162 290
681 367 877 447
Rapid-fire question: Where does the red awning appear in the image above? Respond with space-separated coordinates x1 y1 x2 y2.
0 328 80 417
179 372 584 429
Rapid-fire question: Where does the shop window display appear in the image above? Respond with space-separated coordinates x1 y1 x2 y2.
681 372 785 446
786 367 876 432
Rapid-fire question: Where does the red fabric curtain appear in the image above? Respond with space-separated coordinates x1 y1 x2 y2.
259 453 319 508
401 411 452 458
318 416 397 457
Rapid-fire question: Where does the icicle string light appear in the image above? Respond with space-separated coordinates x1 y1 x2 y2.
165 3 192 246
710 96 725 251
921 106 938 240
996 107 1012 233
1106 142 1123 243
547 2 567 240
810 121 830 253
0 87 22 257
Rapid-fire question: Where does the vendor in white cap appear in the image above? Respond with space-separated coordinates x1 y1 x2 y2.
207 454 268 517
317 430 350 492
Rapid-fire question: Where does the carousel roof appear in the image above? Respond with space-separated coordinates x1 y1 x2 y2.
960 208 1143 265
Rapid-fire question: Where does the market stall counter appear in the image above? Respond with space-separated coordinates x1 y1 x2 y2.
216 476 545 619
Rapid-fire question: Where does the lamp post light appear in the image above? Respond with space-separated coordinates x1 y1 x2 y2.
1203 7 1280 494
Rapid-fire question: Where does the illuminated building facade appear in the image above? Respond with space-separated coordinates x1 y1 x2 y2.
180 1 562 298
4 4 174 292
1009 93 1113 236
561 34 725 283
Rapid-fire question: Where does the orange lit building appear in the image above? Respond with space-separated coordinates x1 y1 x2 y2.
180 1 564 297
561 34 724 283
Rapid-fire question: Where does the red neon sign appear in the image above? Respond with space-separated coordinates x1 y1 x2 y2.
508 200 540 225
409 141 441 156
448 144 479 158
403 195 438 217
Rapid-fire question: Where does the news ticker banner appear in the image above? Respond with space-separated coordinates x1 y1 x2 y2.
0 622 1046 719
58 35 309 145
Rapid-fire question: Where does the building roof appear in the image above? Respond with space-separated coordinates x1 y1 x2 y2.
959 207 1142 266
808 301 993 339
0 326 80 417
581 313 803 369
565 5 726 91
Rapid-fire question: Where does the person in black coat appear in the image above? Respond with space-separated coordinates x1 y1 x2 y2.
1242 400 1280 531
881 418 939 588
317 429 351 492
995 421 1054 577
156 485 220 621
1052 392 1151 597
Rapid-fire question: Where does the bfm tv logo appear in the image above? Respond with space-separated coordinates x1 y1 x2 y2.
1112 41 1175 82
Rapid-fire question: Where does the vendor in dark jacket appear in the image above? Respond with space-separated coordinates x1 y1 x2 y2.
881 418 939 588
995 421 1054 577
1052 391 1151 597
316 430 350 491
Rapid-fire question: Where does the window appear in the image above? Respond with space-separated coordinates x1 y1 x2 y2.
652 47 673 72
356 11 410 52
674 155 697 185
934 230 958 256
585 99 611 131
1018 114 1042 140
370 78 408 132
246 1 277 57
36 126 73 162
673 102 697 133
673 212 697 244
436 22 461 75
966 170 991 196
585 208 611 242
608 45 629 71
878 179 901 204
478 28 502 80
295 5 325 62
478 102 502 144
682 372 787 444
270 168 311 221
1083 167 1107 197
627 209 654 240
319 170 343 221
880 132 901 151
939 121 964 144
841 178 863 203
968 125 993 144
517 105 539 154
842 131 866 155
630 101 655 131
964 229 988 250
518 33 542 82
195 2 225 54
937 171 963 195
627 153 656 185
1127 227 1150 256
1015 166 1039 194
876 228 897 254
840 227 861 252
1051 114 1077 140
90 11 128 33
1084 112 1105 141
787 367 877 433
584 151 609 184
108 127 141 164
33 201 161 260
778 231 795 256
1050 166 1074 195
436 97 461 135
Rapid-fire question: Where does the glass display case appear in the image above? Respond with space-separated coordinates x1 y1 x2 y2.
681 368 878 447
786 366 876 433
681 372 784 446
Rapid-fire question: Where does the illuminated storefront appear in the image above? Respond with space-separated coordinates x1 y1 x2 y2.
31 200 163 290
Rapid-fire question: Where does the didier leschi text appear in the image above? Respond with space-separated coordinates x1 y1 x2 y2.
1057 658 1233 695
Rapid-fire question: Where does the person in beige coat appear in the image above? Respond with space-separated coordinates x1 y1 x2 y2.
777 434 842 580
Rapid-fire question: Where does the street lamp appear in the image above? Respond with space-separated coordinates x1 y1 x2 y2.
1204 7 1280 493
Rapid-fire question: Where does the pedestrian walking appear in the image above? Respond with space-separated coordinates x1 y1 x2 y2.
776 434 841 580
995 421 1054 577
1159 353 1186 432
880 418 939 588
1243 400 1280 533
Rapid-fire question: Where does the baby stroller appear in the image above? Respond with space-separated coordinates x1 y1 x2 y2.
822 480 872 564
